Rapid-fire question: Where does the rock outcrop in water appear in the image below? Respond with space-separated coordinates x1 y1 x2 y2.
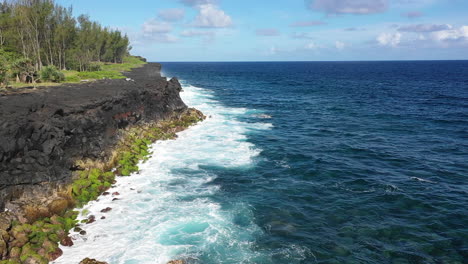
0 63 187 212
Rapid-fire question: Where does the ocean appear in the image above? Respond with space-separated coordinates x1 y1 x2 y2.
55 61 468 264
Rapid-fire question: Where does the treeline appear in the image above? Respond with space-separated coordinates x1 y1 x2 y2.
0 0 131 85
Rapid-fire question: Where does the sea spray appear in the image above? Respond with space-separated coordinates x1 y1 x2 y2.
54 82 273 263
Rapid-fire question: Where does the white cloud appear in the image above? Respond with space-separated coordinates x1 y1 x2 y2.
193 4 233 28
268 46 278 55
142 19 172 34
158 8 185 22
305 41 318 50
180 29 215 37
292 32 315 39
140 19 178 43
431 26 468 42
307 0 388 15
335 41 345 50
146 34 179 43
256 28 280 36
180 0 217 6
401 11 424 18
377 32 402 47
399 24 452 32
290 20 326 27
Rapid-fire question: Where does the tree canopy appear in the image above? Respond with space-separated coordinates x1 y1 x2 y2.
0 0 131 73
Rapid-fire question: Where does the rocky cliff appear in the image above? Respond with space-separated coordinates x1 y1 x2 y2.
0 63 187 211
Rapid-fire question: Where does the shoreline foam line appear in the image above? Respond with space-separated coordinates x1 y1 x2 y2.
54 81 273 263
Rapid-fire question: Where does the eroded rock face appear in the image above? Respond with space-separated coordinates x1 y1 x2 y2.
0 63 187 211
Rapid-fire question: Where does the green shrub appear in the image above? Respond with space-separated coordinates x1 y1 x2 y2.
71 168 115 207
88 62 103 71
40 66 65 83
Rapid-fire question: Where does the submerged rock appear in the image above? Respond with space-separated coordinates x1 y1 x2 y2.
100 207 112 213
167 260 185 264
47 247 63 261
80 258 108 264
86 215 96 224
60 236 73 247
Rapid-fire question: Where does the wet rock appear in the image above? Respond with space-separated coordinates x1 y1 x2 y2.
60 236 74 247
112 198 119 201
102 192 110 196
167 260 185 264
100 207 112 213
112 192 120 196
100 216 106 220
86 215 96 224
48 247 63 261
79 257 108 264
79 230 87 235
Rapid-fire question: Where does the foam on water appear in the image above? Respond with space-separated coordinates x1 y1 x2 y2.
53 82 272 264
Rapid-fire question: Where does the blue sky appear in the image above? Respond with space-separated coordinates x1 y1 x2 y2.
57 0 468 61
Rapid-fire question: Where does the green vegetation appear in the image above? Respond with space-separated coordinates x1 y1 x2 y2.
40 66 64 82
71 169 114 207
0 0 145 90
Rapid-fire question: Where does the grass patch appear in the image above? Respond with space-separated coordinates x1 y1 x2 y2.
76 70 125 80
2 56 146 91
66 55 146 82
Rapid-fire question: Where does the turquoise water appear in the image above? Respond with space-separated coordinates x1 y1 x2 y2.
56 62 468 263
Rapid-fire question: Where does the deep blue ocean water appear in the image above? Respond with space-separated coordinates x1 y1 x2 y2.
160 61 468 263
56 61 468 264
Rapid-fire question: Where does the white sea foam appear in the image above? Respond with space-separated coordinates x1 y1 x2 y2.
54 81 272 263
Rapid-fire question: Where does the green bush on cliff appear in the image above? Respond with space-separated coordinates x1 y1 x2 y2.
40 66 65 83
72 168 114 207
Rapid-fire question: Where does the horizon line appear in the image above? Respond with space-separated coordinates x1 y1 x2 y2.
155 59 468 63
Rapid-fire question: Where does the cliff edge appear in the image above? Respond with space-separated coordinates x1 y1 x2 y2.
0 63 187 210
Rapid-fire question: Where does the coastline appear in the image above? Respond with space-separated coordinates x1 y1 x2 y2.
0 63 205 263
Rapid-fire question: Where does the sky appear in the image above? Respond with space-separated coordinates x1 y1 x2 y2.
56 0 468 61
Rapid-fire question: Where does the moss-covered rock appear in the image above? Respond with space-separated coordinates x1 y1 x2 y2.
0 239 6 259
9 246 21 259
